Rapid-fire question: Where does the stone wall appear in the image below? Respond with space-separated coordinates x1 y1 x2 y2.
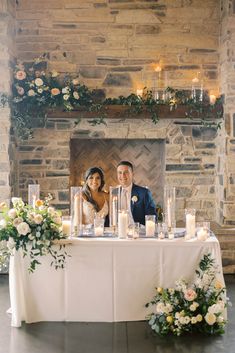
15 0 220 96
219 0 235 225
0 0 15 205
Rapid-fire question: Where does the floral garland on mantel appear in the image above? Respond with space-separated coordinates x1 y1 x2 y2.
0 55 223 140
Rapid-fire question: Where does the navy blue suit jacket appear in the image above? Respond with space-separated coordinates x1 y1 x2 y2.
131 184 157 225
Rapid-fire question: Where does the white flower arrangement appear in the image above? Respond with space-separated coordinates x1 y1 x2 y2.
146 254 228 336
0 195 69 273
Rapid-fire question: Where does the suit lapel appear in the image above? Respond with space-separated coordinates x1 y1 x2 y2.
131 184 138 213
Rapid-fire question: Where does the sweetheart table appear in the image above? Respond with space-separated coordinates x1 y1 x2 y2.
9 235 224 327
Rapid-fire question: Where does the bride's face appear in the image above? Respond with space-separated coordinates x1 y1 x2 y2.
87 172 101 192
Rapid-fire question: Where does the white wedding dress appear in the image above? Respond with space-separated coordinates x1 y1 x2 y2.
82 199 109 225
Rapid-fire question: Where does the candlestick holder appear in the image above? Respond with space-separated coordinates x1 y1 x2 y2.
109 186 121 233
70 186 82 236
28 184 40 208
164 186 175 232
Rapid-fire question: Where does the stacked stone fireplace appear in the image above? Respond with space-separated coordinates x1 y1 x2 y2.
11 116 220 224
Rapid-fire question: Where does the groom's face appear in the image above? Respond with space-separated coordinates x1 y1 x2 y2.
117 165 133 187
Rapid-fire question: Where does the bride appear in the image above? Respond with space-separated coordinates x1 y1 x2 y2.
82 167 109 225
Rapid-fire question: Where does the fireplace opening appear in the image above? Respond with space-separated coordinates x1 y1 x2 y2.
70 138 165 206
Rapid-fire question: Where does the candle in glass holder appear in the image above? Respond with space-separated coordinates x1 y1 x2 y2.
136 88 143 97
28 184 40 208
62 216 71 237
197 228 208 241
118 210 128 238
167 198 171 228
185 209 196 239
209 94 216 105
145 215 156 237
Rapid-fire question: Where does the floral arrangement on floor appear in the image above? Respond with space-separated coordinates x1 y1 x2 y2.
0 54 223 140
0 195 69 273
146 254 228 336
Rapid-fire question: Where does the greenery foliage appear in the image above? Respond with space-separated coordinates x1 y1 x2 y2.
0 55 224 139
146 254 228 336
0 195 69 273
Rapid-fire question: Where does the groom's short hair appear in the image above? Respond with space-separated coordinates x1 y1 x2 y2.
117 161 133 171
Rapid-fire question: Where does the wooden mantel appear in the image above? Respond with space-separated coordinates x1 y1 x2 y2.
47 104 222 120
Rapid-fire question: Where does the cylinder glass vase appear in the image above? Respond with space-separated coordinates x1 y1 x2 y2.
109 186 121 232
28 184 40 208
164 186 175 232
71 186 82 236
185 208 196 240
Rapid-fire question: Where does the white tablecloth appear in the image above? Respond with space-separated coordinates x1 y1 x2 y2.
9 236 224 327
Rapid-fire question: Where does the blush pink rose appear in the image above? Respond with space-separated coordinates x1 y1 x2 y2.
184 288 197 301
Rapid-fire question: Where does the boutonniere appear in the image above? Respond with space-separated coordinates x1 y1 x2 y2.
131 195 138 203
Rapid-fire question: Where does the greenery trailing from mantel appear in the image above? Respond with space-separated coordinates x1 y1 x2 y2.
0 55 224 140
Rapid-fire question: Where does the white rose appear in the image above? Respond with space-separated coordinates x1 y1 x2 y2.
189 301 199 312
27 211 35 221
165 303 173 313
0 219 7 229
13 217 23 227
73 91 79 99
12 197 24 208
184 316 191 324
63 94 69 101
156 302 166 314
205 312 216 326
8 209 17 219
191 317 197 324
34 214 43 225
35 78 43 86
17 222 30 236
62 87 70 94
28 89 35 96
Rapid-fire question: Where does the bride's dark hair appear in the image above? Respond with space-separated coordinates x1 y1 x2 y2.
82 167 105 212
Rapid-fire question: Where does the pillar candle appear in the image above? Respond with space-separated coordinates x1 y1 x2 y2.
62 220 71 237
118 211 128 238
186 214 195 239
94 226 104 236
146 220 155 237
32 195 36 209
197 228 208 241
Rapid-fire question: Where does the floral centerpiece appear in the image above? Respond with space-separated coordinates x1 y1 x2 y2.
146 254 228 336
0 195 69 273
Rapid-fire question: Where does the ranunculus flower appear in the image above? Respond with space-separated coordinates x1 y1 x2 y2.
191 317 197 324
8 209 17 219
205 312 216 326
63 94 69 101
51 88 60 96
184 288 197 301
15 70 26 80
37 88 43 94
166 316 173 324
34 214 43 224
17 86 25 95
35 199 43 207
35 78 43 86
17 222 30 236
28 89 35 96
73 91 79 99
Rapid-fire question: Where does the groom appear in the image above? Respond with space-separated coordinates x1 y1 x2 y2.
116 161 157 225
